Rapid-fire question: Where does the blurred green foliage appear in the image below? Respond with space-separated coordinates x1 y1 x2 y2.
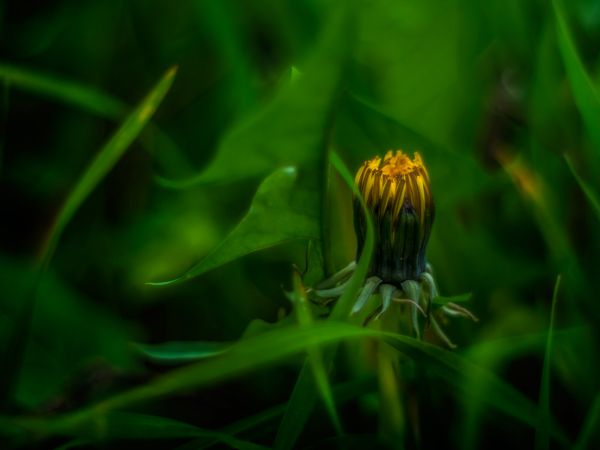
1 0 600 449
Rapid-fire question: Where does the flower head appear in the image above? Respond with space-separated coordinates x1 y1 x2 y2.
353 150 434 285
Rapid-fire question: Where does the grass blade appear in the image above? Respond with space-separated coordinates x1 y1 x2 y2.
82 412 269 450
535 275 561 450
574 392 600 450
290 269 343 436
0 61 124 119
135 341 229 365
1 323 569 447
40 65 178 263
552 0 600 157
273 151 375 450
0 66 177 408
565 154 600 223
328 151 375 321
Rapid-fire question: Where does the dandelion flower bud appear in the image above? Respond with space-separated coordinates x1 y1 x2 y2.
354 150 434 284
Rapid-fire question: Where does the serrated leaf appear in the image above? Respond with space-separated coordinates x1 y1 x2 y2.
149 166 320 286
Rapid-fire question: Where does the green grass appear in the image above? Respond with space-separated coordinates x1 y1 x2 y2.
1 0 600 449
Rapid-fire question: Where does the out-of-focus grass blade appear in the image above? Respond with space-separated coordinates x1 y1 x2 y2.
432 293 472 306
40 66 178 263
5 323 375 444
535 275 561 450
52 439 89 450
565 154 600 223
0 62 192 179
3 323 568 446
460 328 584 450
51 412 267 450
574 393 600 450
290 269 343 436
148 166 320 286
273 152 374 450
553 0 600 157
0 67 177 408
273 362 317 450
376 333 570 448
0 61 124 119
192 0 256 115
134 341 229 365
328 151 374 320
0 79 9 176
177 376 376 450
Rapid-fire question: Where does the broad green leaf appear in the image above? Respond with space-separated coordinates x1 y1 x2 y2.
553 0 600 158
158 3 350 188
149 166 320 286
535 275 561 450
135 341 229 365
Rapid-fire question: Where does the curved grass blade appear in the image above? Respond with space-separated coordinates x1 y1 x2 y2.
71 412 268 450
148 166 320 286
0 62 192 178
432 293 472 306
574 392 600 450
0 66 177 407
290 269 343 436
0 79 9 176
135 341 229 365
273 152 375 450
460 328 580 450
2 323 568 447
553 0 600 157
377 332 570 448
0 61 124 119
40 66 177 263
565 154 600 223
328 151 374 320
535 275 561 450
176 376 376 450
